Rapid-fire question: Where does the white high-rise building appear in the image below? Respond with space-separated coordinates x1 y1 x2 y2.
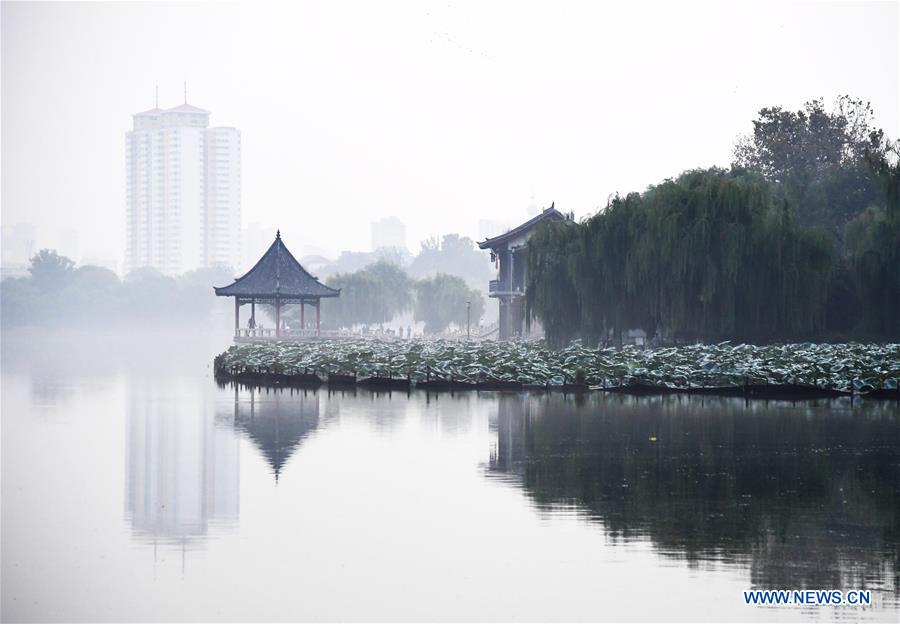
125 99 241 275
370 216 406 251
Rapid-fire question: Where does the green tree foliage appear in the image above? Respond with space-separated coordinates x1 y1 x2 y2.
843 144 900 337
318 247 410 279
27 249 75 289
526 99 898 346
733 96 886 232
177 265 241 317
1 254 234 326
527 169 835 346
119 267 182 319
309 262 485 333
407 234 494 290
59 266 122 322
524 219 581 345
314 234 489 292
318 260 414 328
414 273 484 334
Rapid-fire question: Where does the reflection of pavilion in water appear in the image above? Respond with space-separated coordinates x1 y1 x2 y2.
227 385 330 481
488 393 900 595
125 380 239 547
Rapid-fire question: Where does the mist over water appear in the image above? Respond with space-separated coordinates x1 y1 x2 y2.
3 1 899 621
1 329 897 622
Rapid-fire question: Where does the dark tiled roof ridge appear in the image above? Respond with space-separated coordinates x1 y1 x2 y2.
214 230 340 298
477 203 568 249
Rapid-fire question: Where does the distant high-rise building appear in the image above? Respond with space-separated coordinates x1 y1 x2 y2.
241 222 271 273
477 218 514 241
370 216 406 251
58 227 80 262
1 222 37 266
125 96 241 275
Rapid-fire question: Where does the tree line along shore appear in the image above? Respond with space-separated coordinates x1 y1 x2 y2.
528 97 899 347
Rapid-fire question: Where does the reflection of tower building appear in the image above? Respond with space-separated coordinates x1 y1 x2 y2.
491 394 528 474
125 381 239 545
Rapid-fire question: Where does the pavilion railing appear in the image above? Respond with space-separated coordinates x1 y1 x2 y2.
235 328 346 340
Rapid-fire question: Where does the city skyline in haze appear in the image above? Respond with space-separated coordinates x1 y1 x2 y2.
2 0 898 271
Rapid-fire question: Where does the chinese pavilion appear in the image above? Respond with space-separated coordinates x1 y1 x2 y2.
214 230 340 338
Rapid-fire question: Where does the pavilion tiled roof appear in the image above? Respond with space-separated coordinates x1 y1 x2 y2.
237 405 319 481
214 231 340 300
477 203 568 249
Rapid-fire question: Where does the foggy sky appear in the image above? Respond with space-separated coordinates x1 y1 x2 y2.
2 0 898 267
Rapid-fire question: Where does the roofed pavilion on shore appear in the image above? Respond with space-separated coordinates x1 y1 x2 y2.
214 231 340 339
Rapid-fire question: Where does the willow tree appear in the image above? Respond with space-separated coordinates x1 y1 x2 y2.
845 145 900 338
525 168 834 345
414 273 484 334
524 219 580 346
317 260 414 329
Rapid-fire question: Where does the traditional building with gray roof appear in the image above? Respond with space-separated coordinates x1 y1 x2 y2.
478 204 569 340
215 231 340 339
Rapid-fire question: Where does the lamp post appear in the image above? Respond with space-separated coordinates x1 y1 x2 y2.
466 300 471 340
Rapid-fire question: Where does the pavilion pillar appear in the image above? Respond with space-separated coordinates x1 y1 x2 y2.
251 299 256 325
300 301 306 332
315 299 321 337
234 298 240 336
275 298 281 338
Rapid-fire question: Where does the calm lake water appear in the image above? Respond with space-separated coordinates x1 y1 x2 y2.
2 330 898 622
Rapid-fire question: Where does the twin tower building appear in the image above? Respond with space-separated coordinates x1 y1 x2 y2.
125 96 241 276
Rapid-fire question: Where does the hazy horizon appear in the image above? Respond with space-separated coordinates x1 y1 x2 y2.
2 0 898 270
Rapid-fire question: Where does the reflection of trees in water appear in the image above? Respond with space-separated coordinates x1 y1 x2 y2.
489 393 899 593
228 385 324 481
357 389 410 433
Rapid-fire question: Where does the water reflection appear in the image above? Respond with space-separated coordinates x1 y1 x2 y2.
229 385 323 480
488 393 900 596
7 326 899 621
125 379 239 546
